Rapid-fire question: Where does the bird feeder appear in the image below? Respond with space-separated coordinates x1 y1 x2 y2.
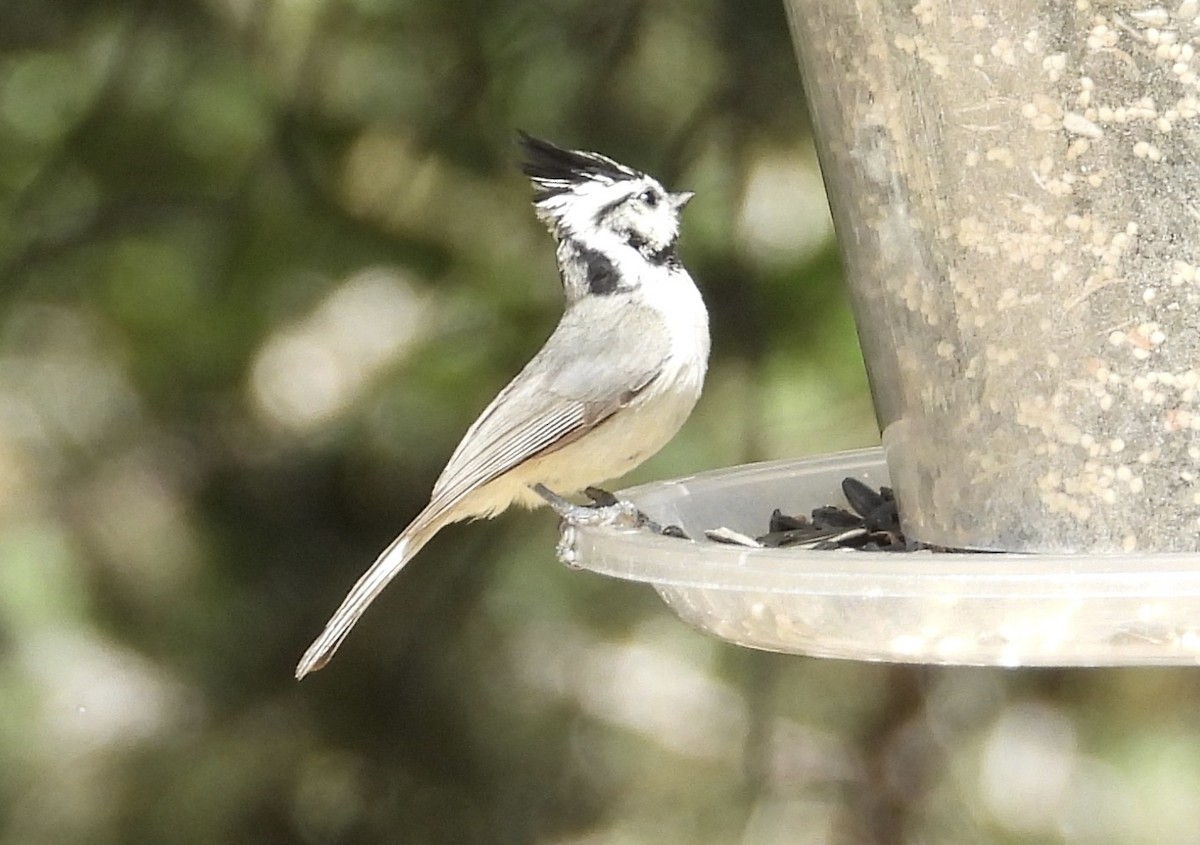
555 0 1200 666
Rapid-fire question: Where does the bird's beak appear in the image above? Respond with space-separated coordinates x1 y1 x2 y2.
670 191 695 209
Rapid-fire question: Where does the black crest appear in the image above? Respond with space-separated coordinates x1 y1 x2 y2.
517 131 638 201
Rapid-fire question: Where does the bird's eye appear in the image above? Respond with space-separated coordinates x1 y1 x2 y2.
639 189 659 207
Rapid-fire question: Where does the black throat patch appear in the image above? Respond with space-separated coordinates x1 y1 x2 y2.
578 247 622 295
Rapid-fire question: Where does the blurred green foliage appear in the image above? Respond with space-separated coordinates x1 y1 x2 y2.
3 1 1200 844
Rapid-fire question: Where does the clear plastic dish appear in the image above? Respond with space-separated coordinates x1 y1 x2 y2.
563 448 1200 666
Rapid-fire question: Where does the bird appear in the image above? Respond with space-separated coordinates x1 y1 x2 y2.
295 132 710 679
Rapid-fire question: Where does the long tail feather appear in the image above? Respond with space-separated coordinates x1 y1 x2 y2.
295 505 448 679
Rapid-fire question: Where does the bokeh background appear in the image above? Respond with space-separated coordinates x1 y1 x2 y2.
4 1 1200 843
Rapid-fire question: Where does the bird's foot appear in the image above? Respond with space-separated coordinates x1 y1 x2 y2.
582 486 689 539
533 484 691 565
533 484 642 528
532 483 646 567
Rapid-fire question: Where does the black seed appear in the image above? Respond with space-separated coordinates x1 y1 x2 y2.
759 528 818 547
811 505 863 530
864 502 900 533
721 477 992 554
842 477 885 519
769 509 809 533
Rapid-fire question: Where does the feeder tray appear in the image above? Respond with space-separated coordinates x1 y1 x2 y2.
560 448 1200 667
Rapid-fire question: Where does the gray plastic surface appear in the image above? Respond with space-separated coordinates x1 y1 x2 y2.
562 448 1200 666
